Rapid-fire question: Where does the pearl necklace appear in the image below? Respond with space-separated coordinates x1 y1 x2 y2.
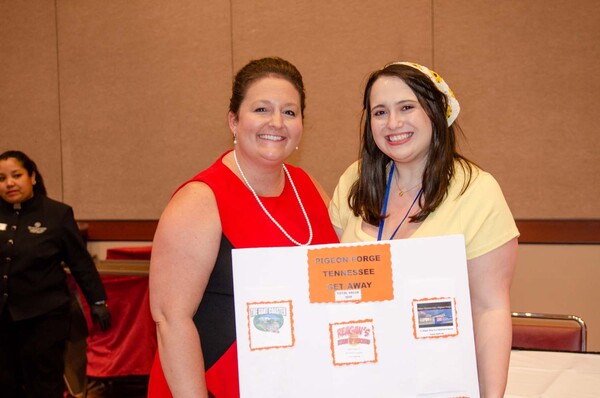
233 150 313 246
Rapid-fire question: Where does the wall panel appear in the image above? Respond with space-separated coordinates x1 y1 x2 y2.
434 0 600 218
231 0 433 195
56 1 233 218
0 2 63 198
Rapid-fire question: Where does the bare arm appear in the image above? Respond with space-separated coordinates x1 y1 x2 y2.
467 237 518 398
149 182 222 398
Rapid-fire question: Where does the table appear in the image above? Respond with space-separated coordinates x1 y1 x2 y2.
506 349 600 397
82 246 156 377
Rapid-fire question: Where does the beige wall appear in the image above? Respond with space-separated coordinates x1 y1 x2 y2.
512 244 600 351
1 0 599 350
2 0 599 219
0 2 63 195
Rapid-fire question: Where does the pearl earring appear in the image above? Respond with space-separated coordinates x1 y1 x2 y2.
233 134 237 145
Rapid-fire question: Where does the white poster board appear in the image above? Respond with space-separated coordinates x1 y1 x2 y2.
232 235 479 397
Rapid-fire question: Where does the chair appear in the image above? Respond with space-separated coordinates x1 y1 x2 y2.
511 312 587 352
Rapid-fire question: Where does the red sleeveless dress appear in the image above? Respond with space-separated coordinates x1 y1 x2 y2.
147 152 338 397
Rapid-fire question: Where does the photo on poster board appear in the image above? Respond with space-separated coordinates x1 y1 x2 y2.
247 300 295 350
412 297 459 339
329 319 378 366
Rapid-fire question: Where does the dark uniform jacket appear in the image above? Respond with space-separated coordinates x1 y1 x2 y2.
0 194 106 321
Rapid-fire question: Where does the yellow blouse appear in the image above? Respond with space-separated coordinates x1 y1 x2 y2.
329 161 519 260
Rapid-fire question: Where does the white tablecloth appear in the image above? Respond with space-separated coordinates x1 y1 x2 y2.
506 350 600 397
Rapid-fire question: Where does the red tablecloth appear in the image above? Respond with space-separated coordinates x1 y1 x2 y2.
80 246 156 377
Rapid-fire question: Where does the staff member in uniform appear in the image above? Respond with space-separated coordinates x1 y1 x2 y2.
0 150 111 398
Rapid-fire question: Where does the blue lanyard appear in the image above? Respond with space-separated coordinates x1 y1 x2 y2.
377 162 423 241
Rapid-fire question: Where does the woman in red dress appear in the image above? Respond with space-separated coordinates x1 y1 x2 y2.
147 57 338 397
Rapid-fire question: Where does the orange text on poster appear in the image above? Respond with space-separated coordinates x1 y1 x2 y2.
307 244 393 303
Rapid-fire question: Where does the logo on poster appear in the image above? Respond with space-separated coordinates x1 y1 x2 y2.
336 325 371 346
251 306 288 334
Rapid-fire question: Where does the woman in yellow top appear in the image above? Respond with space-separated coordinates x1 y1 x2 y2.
329 62 519 397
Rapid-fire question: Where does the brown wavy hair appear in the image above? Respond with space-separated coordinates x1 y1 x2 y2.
348 63 474 225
